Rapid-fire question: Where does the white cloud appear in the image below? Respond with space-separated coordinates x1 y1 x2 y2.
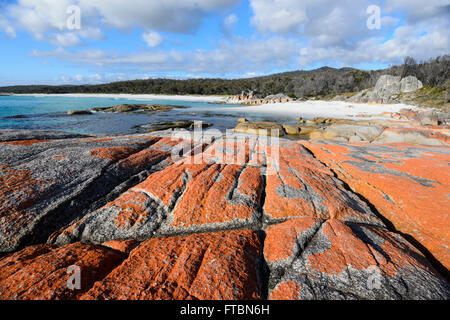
78 0 240 32
1 0 239 49
250 0 308 34
50 32 81 47
250 0 450 67
0 13 15 38
5 0 240 47
30 36 302 75
4 0 449 76
143 31 163 47
222 13 238 35
224 14 238 27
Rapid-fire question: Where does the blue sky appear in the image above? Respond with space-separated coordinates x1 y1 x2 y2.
0 0 448 86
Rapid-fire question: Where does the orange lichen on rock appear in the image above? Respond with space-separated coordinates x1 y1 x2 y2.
382 127 450 144
267 218 449 300
81 230 262 300
101 239 140 254
264 217 322 263
76 138 114 143
307 219 436 277
51 155 67 160
110 191 152 229
264 142 381 226
169 164 263 228
0 165 52 244
118 149 170 170
269 282 302 300
302 141 450 270
89 146 137 162
0 139 50 146
0 242 124 300
135 162 199 208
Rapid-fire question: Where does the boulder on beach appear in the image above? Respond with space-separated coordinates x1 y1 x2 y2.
233 121 285 136
309 124 384 142
282 124 302 135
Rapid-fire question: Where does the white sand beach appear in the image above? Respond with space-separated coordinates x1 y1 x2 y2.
16 93 417 120
220 100 416 120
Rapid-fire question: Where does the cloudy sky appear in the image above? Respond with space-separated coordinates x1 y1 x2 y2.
0 0 449 85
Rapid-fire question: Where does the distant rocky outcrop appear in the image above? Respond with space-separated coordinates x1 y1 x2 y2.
349 75 423 104
89 104 185 114
226 91 293 105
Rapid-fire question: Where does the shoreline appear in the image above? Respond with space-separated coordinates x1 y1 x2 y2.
6 93 424 123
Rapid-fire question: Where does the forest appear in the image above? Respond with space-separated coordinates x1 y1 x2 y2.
1 56 448 98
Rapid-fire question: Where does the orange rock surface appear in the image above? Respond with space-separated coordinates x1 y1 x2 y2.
302 141 450 270
267 218 449 299
0 243 124 300
1 130 448 300
264 141 382 226
81 230 262 300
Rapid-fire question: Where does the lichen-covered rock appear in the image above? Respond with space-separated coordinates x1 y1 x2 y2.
302 140 450 271
81 230 263 300
348 75 423 104
264 140 383 226
0 129 448 301
0 132 185 252
54 162 264 244
101 239 140 254
266 219 449 300
400 76 424 93
375 127 448 145
0 242 124 300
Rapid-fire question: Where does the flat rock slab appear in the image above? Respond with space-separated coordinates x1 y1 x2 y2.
302 141 450 271
264 140 383 226
1 129 448 300
0 129 88 142
266 218 449 300
0 132 192 252
81 229 262 300
0 242 124 300
54 162 265 244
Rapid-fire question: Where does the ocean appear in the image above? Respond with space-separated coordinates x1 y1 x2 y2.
0 95 296 135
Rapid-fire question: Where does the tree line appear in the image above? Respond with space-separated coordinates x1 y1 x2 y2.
1 55 448 98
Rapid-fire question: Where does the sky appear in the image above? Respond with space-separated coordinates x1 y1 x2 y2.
0 0 449 86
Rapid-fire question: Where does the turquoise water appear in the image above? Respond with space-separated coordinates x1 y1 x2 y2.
0 95 295 135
